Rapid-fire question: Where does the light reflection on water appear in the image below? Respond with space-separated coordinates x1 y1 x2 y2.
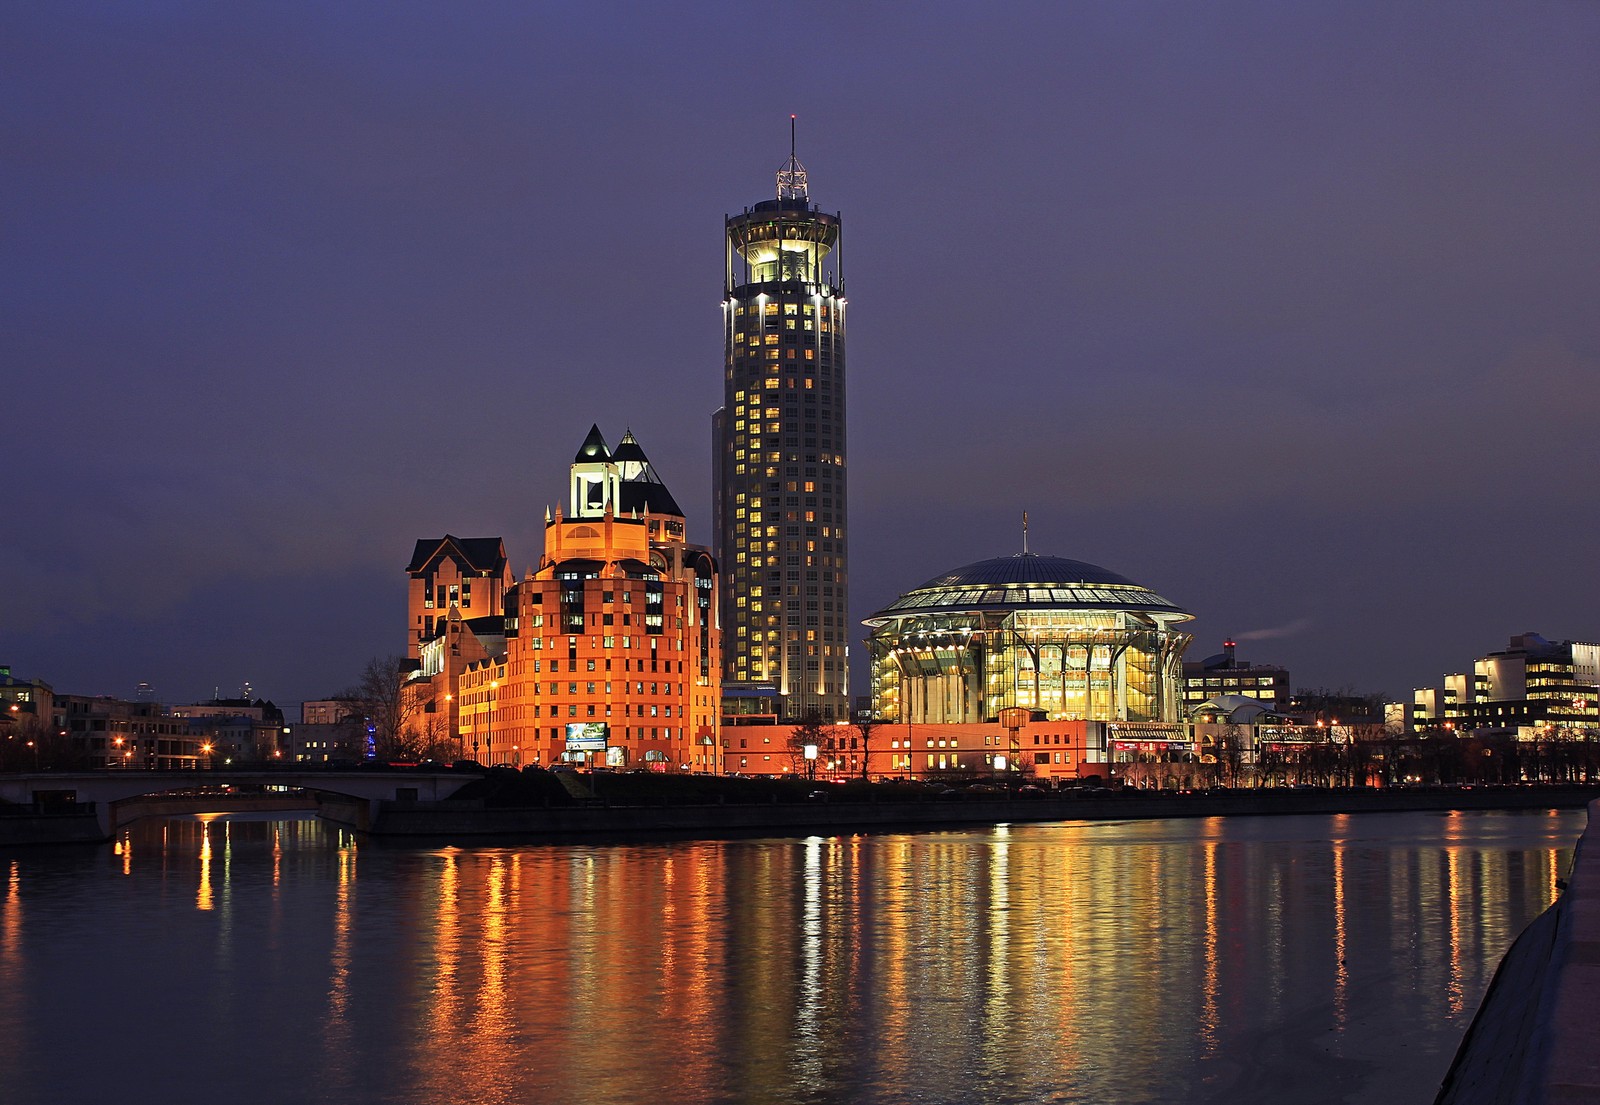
0 809 1580 1105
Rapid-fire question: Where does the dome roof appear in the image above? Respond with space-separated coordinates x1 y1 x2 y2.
920 554 1139 590
866 553 1190 623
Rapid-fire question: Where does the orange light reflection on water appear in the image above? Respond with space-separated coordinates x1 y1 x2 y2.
1331 813 1349 1032
1 860 19 963
196 817 213 912
1199 839 1219 1052
60 809 1581 1105
321 830 356 1081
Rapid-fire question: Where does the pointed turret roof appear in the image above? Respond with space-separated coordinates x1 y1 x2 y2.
610 429 649 466
611 430 683 518
574 424 610 463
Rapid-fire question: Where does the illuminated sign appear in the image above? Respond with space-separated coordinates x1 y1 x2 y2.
565 722 609 752
1112 741 1193 753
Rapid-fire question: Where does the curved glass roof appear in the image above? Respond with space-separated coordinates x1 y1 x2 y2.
867 554 1190 623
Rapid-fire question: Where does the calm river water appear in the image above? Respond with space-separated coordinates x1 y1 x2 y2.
0 809 1582 1105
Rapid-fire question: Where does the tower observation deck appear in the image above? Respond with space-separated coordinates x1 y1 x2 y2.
714 123 849 721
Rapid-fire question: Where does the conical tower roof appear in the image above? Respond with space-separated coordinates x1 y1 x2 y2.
574 424 610 463
610 429 648 466
612 430 684 519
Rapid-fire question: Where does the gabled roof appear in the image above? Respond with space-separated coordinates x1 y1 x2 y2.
461 616 507 638
407 535 507 575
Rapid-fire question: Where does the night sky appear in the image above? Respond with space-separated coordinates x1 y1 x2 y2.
7 3 1599 712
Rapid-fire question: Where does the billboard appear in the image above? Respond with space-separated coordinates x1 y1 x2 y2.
565 722 609 752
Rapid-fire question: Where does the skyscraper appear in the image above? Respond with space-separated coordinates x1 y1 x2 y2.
714 124 849 720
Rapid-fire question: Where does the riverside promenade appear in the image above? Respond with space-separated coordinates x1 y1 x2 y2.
1437 799 1600 1105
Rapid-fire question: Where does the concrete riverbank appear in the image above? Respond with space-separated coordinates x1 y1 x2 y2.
1436 799 1600 1105
359 783 1600 840
6 783 1598 847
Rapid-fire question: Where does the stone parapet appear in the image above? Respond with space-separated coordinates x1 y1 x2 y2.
1438 799 1600 1105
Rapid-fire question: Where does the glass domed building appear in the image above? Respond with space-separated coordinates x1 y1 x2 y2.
864 553 1193 725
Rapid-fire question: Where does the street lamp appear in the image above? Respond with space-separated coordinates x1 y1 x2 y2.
445 693 459 760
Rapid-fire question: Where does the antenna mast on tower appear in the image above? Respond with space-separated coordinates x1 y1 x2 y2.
777 114 808 200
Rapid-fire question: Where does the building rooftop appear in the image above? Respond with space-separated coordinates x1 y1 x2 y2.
406 535 506 575
866 553 1190 622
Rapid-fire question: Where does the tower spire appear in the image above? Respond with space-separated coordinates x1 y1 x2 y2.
1022 510 1030 555
777 114 808 201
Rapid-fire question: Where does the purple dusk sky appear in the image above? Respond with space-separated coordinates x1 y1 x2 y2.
5 2 1599 710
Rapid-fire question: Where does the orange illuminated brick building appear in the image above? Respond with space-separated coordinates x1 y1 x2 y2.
411 427 721 771
404 536 513 745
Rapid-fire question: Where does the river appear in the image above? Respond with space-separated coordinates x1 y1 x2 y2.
0 808 1581 1105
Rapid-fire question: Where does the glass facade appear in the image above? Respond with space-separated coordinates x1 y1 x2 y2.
865 555 1192 725
716 187 849 721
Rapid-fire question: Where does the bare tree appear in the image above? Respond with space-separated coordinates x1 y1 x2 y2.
854 715 881 781
1219 723 1245 787
2 718 93 772
341 656 424 761
787 712 828 780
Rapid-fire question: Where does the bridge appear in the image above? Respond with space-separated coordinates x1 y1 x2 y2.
0 769 477 836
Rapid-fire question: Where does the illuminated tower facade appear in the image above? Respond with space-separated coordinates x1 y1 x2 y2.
715 126 849 720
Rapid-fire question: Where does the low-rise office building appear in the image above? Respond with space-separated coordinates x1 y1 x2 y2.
55 694 202 768
1411 632 1600 737
1182 640 1290 714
